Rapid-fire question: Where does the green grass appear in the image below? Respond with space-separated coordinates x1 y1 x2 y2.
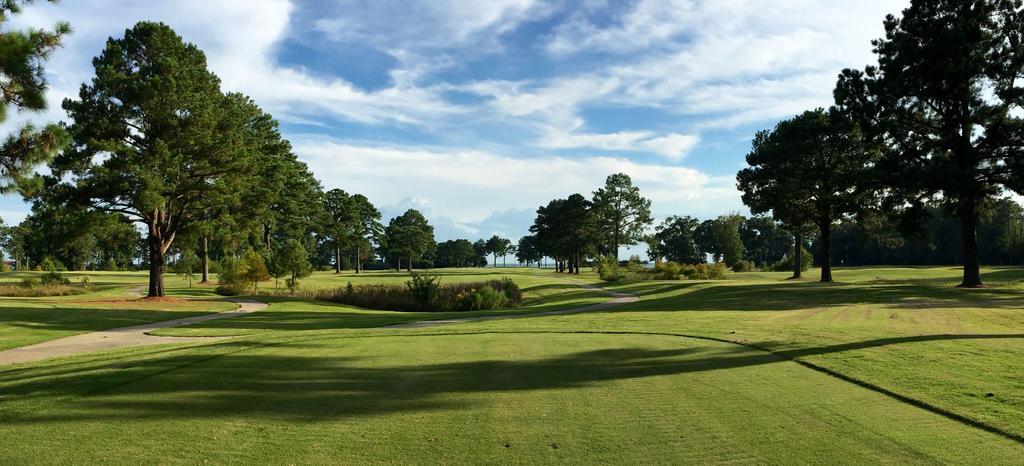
2 266 1024 463
0 271 234 350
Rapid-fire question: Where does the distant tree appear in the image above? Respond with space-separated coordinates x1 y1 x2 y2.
529 194 597 274
472 239 489 267
695 214 744 267
737 108 875 282
834 0 1024 287
592 173 652 260
275 239 312 293
647 215 703 264
347 194 382 273
321 189 352 273
52 23 267 296
739 216 793 268
485 235 512 268
173 250 199 288
383 209 435 271
435 239 477 268
516 235 542 267
0 1 70 197
240 249 270 292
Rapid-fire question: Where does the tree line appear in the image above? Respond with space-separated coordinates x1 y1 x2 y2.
738 0 1024 287
1 1 1022 294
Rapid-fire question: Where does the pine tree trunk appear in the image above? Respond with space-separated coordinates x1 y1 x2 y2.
200 235 210 283
960 199 984 287
335 245 341 273
147 234 165 297
613 224 620 262
819 219 833 283
792 231 803 280
355 245 361 274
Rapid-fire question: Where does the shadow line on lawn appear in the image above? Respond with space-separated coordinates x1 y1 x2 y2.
1 329 1022 446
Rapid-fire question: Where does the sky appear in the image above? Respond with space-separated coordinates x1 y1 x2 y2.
1 0 910 254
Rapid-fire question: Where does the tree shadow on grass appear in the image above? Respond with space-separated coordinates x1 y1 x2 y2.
608 280 1024 313
2 331 1023 429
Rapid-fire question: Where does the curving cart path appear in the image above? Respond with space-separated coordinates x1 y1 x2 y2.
0 299 267 366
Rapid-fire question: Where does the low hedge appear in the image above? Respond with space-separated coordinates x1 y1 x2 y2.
274 273 523 312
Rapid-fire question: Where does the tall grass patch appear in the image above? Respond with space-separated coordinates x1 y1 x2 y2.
272 273 523 312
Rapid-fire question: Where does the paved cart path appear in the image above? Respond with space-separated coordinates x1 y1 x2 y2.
0 299 267 366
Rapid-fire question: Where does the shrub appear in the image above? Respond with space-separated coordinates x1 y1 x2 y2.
406 272 440 311
40 257 58 272
216 256 248 296
652 261 683 280
40 271 70 286
770 246 813 272
683 263 728 280
0 274 91 297
731 260 754 273
0 284 88 297
215 284 246 296
281 275 523 312
596 255 623 282
471 285 507 310
218 256 245 286
104 257 119 271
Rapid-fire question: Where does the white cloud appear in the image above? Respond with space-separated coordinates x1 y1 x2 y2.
293 138 741 233
313 0 550 50
540 129 700 160
0 0 903 234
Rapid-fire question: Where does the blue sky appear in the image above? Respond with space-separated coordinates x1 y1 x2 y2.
2 0 907 250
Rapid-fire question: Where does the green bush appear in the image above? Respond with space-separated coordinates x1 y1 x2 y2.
1 274 90 297
215 284 246 296
471 285 507 310
104 257 119 271
406 272 440 311
40 257 58 272
40 271 70 286
770 246 813 272
288 275 523 312
732 260 754 273
652 261 683 280
682 263 728 280
596 255 623 281
0 284 89 297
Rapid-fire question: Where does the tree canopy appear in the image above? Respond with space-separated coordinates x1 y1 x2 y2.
0 0 70 195
383 209 435 271
737 108 875 282
592 173 652 260
50 22 271 296
834 0 1024 286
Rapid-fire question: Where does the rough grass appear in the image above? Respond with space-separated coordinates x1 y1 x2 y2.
0 284 90 297
2 266 1024 463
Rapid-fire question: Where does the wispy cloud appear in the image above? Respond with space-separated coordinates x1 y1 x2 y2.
0 0 909 238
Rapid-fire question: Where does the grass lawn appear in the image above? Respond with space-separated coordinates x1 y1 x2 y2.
1 266 1024 463
0 271 234 350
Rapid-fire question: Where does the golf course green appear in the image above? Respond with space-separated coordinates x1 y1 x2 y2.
1 267 1023 463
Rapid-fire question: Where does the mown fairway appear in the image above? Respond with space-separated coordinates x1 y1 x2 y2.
1 267 1024 464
